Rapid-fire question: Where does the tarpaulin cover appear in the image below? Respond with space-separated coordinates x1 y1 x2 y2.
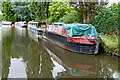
64 24 98 37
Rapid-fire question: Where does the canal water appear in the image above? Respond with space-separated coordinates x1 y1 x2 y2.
0 25 120 79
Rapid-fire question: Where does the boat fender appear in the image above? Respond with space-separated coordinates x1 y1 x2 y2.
94 38 101 54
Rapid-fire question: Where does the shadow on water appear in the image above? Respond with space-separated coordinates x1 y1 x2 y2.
0 26 120 79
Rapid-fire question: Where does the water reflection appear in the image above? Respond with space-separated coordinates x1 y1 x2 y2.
43 40 98 78
1 26 120 79
2 25 12 38
28 30 40 42
15 27 27 37
8 58 27 78
43 40 119 78
2 26 12 78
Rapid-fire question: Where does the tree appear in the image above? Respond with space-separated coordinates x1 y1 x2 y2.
60 10 83 23
78 0 108 22
2 2 17 22
11 2 33 21
88 4 118 35
48 2 71 22
29 2 50 21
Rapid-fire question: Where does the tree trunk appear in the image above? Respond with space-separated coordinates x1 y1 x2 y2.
40 2 43 20
46 2 49 18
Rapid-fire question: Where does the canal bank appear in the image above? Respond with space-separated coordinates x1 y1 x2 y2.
99 34 119 57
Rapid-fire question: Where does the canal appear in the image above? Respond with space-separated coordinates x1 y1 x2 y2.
0 25 120 79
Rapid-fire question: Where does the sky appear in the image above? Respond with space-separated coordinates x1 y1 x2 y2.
0 0 120 15
0 11 2 15
108 0 120 6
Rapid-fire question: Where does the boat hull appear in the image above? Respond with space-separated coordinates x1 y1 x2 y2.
15 25 27 28
43 31 96 54
2 24 12 26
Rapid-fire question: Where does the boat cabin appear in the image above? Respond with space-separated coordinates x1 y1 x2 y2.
47 22 98 38
15 21 27 27
28 21 46 28
47 22 69 37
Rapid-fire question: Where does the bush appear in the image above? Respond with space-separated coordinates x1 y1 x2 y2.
2 2 18 22
88 4 118 35
49 2 71 22
34 16 41 22
60 10 83 23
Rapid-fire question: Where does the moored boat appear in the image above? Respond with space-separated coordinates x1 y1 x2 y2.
28 21 46 35
43 22 101 55
2 21 13 26
15 21 27 28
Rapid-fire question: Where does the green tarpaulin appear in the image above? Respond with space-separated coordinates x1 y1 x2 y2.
64 24 98 37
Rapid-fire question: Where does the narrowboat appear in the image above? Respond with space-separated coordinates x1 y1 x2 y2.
43 22 101 55
28 21 46 35
15 21 27 28
2 21 13 26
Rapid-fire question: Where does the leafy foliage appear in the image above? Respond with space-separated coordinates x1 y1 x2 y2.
0 2 2 11
60 10 83 23
88 4 118 35
11 2 33 21
29 2 50 21
2 2 17 22
48 2 71 22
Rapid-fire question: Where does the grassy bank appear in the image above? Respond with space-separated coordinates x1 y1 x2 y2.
99 34 119 56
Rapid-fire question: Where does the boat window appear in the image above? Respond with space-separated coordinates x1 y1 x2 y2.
54 24 59 27
59 24 63 26
54 24 63 26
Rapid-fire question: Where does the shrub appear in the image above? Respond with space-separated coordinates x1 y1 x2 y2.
88 4 118 35
60 10 83 23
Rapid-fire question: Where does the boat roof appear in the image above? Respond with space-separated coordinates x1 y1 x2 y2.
76 24 92 26
53 22 64 25
64 24 98 37
2 21 12 23
28 21 46 24
28 21 38 23
52 22 92 26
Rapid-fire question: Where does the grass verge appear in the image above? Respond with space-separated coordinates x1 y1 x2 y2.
99 34 119 56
